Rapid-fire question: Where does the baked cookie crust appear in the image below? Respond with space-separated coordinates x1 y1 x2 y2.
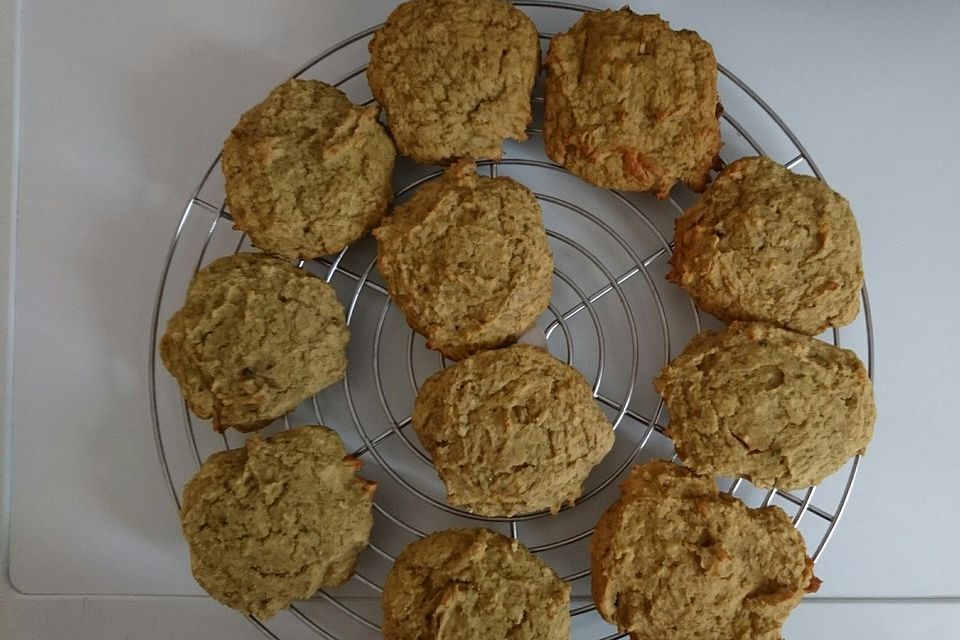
413 344 614 516
383 528 570 640
160 253 350 432
591 460 818 640
668 156 864 334
655 322 875 488
180 426 376 619
374 161 553 360
545 9 721 196
222 79 395 260
367 0 540 164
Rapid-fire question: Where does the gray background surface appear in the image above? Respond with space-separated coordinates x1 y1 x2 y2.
2 1 958 637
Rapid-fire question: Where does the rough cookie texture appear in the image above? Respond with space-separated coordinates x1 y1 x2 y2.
545 9 721 196
374 161 553 360
668 155 864 334
180 426 376 619
654 322 875 489
160 253 350 432
367 0 540 164
591 461 818 640
413 344 614 516
222 79 396 260
383 528 570 640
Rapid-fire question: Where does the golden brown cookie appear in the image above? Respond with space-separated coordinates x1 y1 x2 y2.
374 161 553 360
383 528 570 640
654 322 875 489
160 253 350 432
367 0 540 164
591 461 818 640
413 344 614 516
180 426 376 619
668 155 864 334
544 9 721 197
222 79 395 260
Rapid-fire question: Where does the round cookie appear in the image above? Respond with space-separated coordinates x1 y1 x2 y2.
654 322 875 489
545 9 721 197
222 79 396 260
413 344 614 516
383 528 570 640
591 461 818 640
367 0 540 164
160 253 350 432
374 161 553 360
180 426 376 619
668 155 864 334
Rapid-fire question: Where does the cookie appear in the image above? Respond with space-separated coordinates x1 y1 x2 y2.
654 322 875 488
180 426 376 619
383 528 570 640
374 161 553 360
544 9 721 197
591 461 818 640
367 0 540 164
160 253 350 432
413 344 614 516
668 155 864 334
222 79 396 260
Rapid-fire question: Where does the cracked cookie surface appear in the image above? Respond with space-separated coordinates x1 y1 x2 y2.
374 161 552 360
180 426 376 619
654 322 875 488
222 79 395 260
591 461 818 640
544 8 721 196
668 155 863 334
160 253 350 432
383 528 570 640
412 344 614 516
367 0 539 164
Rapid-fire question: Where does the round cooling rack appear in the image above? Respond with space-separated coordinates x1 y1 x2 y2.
149 2 875 639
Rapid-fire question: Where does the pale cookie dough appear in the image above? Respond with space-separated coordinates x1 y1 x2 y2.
545 8 721 196
180 426 376 619
413 344 614 516
374 161 553 360
160 253 350 432
654 322 875 488
367 0 540 164
383 528 570 640
591 460 819 640
222 79 395 260
668 155 864 334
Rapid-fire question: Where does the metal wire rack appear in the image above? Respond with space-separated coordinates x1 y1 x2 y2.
149 2 875 638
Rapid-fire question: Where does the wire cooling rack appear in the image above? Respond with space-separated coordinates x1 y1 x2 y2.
149 2 875 638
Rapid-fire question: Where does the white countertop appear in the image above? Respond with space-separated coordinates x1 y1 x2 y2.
2 1 959 638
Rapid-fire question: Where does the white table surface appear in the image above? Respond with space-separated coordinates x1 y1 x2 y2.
2 0 959 638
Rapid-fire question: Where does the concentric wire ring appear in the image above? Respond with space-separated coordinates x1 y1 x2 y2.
148 3 874 638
